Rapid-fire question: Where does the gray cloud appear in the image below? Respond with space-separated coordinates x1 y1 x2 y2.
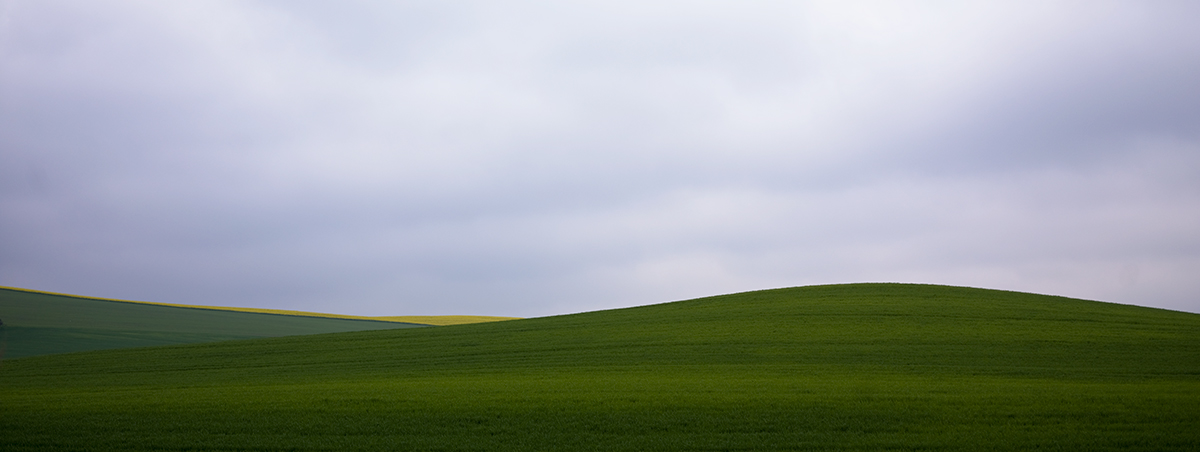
2 1 1198 316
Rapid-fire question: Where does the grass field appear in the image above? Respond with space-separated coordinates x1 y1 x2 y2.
2 283 1198 451
0 286 430 358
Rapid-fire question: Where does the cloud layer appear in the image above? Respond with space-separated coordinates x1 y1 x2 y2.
3 1 1198 316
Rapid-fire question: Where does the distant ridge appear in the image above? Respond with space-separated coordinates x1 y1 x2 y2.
372 315 522 326
0 285 516 358
0 285 520 325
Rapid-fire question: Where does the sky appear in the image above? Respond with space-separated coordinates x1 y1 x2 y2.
1 1 1198 317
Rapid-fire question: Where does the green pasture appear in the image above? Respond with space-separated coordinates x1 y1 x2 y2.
2 283 1199 450
0 286 426 358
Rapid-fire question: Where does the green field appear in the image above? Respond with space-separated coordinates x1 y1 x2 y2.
0 286 428 359
2 283 1199 451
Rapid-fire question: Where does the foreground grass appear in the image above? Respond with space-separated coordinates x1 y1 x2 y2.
2 283 1198 451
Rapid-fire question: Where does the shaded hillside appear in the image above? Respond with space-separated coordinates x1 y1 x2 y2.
0 286 427 358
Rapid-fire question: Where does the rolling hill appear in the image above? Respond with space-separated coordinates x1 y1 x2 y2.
0 286 517 358
2 283 1198 451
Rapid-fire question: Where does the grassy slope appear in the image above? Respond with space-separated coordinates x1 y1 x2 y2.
2 286 520 327
0 286 428 358
2 283 1198 451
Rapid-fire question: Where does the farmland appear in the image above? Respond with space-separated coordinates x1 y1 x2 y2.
0 286 429 358
2 283 1198 451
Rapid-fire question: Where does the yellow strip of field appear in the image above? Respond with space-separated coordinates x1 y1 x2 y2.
0 285 520 326
371 316 522 326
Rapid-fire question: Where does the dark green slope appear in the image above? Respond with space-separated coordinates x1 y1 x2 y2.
3 283 1199 451
0 287 426 359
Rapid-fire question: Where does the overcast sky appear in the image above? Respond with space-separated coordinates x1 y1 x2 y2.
2 1 1198 317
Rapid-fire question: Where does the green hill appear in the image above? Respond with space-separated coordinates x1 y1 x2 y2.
0 286 428 358
2 283 1199 451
